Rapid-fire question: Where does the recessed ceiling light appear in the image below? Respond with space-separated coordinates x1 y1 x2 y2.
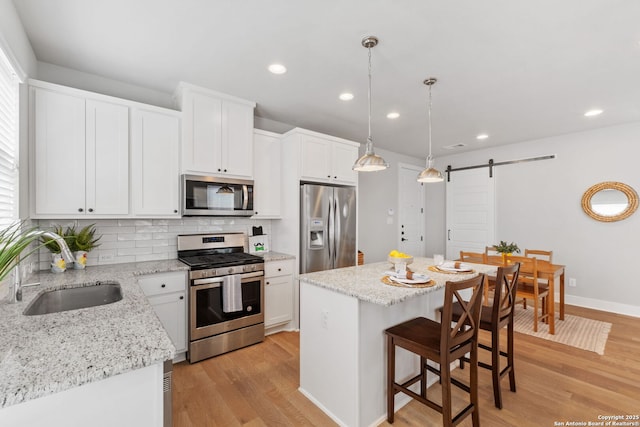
268 64 287 74
476 134 489 140
386 112 400 119
584 109 603 117
339 92 354 101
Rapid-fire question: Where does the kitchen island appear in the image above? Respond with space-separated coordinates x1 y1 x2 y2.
298 257 496 427
0 260 188 427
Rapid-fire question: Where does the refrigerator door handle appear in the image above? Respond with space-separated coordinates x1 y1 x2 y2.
333 196 340 267
327 195 333 263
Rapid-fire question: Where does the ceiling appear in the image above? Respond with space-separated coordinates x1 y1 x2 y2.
12 0 640 158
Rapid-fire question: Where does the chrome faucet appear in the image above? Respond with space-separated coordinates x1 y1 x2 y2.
10 231 74 303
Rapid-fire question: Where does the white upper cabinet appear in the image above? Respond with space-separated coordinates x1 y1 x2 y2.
253 130 281 218
177 83 255 179
31 83 129 217
131 107 181 217
296 129 359 185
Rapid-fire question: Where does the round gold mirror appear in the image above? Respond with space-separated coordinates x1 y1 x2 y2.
581 182 638 222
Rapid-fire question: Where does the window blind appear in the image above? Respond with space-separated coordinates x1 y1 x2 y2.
0 47 18 227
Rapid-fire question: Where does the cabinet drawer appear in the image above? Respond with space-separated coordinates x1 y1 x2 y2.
138 271 187 296
265 259 294 277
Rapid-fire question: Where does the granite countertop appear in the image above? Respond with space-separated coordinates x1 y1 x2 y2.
0 259 189 409
298 257 497 307
255 251 295 262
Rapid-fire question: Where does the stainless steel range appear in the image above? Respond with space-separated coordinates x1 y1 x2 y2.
177 232 265 363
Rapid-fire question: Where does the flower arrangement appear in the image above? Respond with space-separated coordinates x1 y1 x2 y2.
494 240 520 255
68 224 101 253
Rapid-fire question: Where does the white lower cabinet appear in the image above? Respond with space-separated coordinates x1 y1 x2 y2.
138 271 187 355
264 259 294 330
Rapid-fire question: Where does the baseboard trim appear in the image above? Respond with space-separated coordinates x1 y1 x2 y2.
559 293 640 318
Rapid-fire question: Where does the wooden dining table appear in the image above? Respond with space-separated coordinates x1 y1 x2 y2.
485 255 566 334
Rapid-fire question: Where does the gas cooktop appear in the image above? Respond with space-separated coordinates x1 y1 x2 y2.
178 251 263 270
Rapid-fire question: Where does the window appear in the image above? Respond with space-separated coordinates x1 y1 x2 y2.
0 47 19 227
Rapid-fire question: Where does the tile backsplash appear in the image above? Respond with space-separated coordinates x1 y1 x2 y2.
36 218 273 271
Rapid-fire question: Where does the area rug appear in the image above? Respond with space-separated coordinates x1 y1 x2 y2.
512 305 612 355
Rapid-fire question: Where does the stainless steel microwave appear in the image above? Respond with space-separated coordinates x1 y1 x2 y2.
182 174 254 216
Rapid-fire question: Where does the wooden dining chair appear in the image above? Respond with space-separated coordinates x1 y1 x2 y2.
459 250 486 264
524 249 553 262
511 255 550 332
453 263 520 409
522 249 552 309
460 251 493 306
385 274 485 427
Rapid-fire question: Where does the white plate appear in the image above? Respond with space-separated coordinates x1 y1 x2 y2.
436 264 472 273
389 275 431 285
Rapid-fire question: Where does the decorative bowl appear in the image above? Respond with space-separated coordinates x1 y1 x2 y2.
388 255 414 265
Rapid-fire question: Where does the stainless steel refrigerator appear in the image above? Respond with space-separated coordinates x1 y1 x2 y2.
300 184 357 273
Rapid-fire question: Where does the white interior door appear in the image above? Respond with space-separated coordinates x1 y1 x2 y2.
445 168 496 260
398 164 425 256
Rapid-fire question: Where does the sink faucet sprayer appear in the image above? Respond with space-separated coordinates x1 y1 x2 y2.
10 231 74 303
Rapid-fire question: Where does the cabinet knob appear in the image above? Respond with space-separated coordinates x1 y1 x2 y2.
161 284 166 288
278 268 282 271
266 281 270 285
223 169 227 172
255 211 258 215
174 209 178 213
88 208 94 212
78 208 83 212
179 296 184 300
218 168 221 172
334 176 337 179
327 175 331 178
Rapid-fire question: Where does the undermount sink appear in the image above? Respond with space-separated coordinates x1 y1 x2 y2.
23 281 123 316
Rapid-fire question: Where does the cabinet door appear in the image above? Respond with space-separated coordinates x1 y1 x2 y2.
132 109 180 216
33 88 86 215
182 92 221 174
300 135 332 182
331 142 358 184
147 292 187 353
253 131 281 218
85 99 129 215
265 275 293 327
221 101 254 178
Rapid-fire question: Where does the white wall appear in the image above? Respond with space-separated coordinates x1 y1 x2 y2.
425 122 640 315
357 147 425 263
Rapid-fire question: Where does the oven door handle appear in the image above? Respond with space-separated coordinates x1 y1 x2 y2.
192 271 264 286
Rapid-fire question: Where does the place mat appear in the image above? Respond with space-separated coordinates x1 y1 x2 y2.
381 275 436 288
428 265 475 274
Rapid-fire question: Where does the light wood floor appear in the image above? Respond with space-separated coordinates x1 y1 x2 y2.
173 305 640 426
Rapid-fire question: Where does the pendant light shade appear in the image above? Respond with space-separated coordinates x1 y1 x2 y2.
353 36 389 172
417 78 444 183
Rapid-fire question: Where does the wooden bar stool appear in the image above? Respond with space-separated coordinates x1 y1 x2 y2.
454 263 520 409
384 274 485 427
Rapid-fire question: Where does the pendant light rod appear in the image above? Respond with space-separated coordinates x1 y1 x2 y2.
424 77 437 161
364 36 377 146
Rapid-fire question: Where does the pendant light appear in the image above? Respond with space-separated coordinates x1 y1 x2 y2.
352 36 389 172
417 77 444 183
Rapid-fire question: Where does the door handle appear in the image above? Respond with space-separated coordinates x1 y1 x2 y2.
448 229 451 241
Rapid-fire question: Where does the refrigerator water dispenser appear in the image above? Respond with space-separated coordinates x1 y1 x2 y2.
308 218 325 249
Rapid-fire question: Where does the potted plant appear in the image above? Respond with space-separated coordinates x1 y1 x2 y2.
0 221 42 288
67 224 101 269
494 240 521 263
41 225 73 273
